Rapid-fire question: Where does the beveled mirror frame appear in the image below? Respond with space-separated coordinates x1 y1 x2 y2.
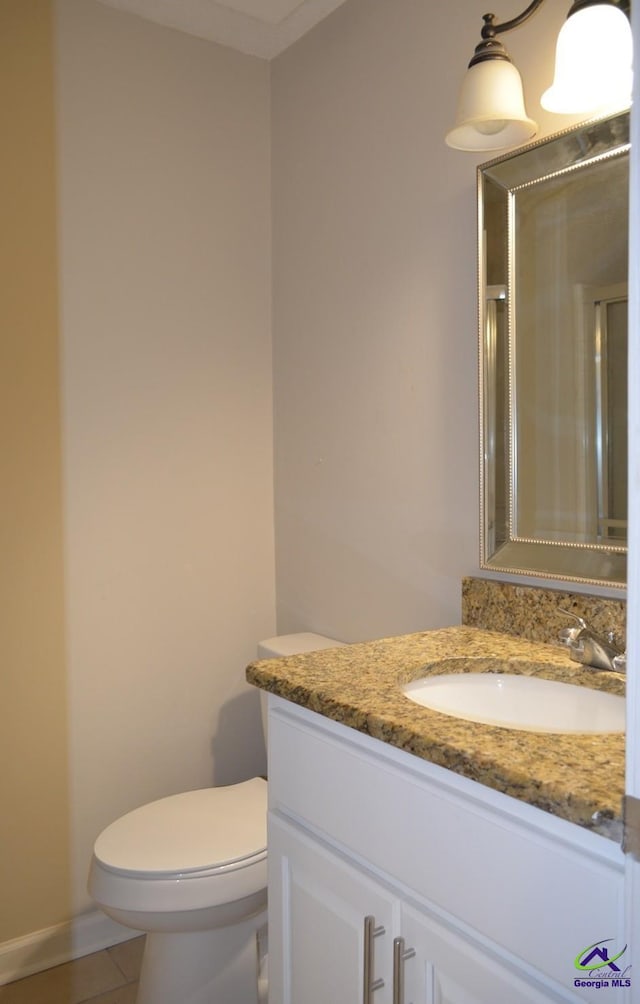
478 111 629 588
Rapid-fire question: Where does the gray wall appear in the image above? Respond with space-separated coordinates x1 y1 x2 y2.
271 0 580 643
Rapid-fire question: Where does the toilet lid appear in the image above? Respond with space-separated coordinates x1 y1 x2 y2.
94 777 267 877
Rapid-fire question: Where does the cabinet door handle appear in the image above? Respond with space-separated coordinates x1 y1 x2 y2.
392 936 416 1004
363 915 385 1003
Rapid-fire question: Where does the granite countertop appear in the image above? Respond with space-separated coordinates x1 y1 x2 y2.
246 626 625 837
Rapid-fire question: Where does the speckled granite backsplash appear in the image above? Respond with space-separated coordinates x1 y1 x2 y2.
462 577 626 651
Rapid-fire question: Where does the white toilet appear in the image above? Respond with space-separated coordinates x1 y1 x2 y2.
88 632 343 1004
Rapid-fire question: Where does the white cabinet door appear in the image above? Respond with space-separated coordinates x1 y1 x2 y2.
400 904 571 1004
269 813 399 1004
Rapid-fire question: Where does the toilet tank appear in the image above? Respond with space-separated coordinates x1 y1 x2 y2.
257 632 344 661
256 632 344 749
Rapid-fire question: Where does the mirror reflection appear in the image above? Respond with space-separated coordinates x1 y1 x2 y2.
479 111 629 587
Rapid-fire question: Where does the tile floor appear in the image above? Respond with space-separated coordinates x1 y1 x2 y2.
0 937 145 1004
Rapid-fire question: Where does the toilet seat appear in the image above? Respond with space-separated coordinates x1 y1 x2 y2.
89 778 268 914
94 778 267 878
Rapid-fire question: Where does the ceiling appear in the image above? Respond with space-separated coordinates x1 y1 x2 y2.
96 0 350 58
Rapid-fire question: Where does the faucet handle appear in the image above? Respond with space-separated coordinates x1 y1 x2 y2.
557 609 588 648
558 608 589 631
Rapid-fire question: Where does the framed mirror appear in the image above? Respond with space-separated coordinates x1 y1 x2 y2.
478 111 629 588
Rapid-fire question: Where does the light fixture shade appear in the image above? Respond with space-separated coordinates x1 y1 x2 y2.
446 58 538 151
541 4 633 114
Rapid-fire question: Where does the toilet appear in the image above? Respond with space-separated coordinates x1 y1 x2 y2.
88 632 343 1004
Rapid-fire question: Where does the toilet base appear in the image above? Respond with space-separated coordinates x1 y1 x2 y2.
136 910 267 1004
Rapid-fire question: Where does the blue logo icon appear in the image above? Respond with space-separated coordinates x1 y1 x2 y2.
573 940 631 990
575 940 627 973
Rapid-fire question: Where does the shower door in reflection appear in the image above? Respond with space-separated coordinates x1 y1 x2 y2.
594 287 628 543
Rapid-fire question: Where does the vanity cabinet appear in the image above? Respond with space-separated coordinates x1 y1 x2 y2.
267 696 625 1004
270 815 553 1004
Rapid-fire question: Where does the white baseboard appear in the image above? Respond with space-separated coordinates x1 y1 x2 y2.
0 910 140 987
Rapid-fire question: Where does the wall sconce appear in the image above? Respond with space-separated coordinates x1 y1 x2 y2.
446 0 632 151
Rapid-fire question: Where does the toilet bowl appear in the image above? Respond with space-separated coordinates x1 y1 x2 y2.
88 632 343 1004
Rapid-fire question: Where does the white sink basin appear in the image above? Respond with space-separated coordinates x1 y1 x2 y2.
402 672 625 733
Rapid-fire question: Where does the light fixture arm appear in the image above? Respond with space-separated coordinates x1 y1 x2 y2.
469 0 546 66
480 0 546 40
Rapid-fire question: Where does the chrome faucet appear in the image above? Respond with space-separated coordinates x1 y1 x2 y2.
558 609 626 674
